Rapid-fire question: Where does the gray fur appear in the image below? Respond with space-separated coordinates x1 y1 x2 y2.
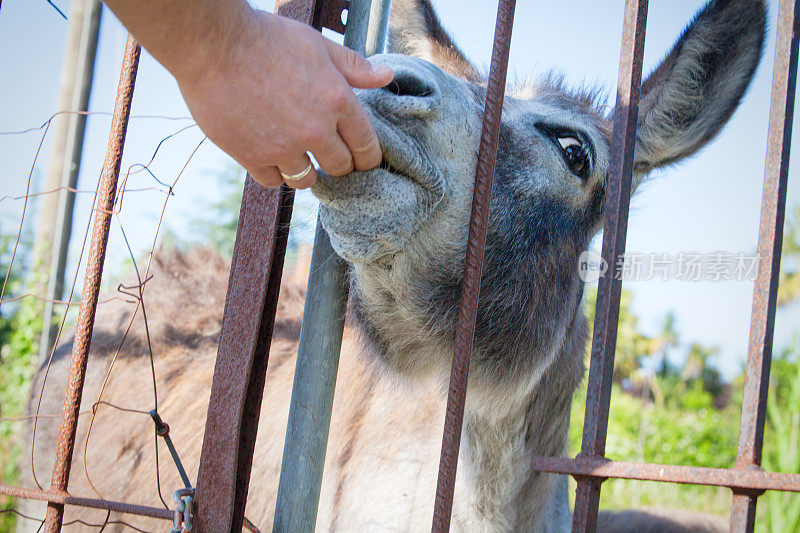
313 0 765 530
634 0 767 174
19 1 765 531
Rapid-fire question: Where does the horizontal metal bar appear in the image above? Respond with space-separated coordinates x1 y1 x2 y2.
0 484 173 521
531 457 800 493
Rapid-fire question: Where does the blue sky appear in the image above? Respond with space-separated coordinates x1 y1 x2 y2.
1 0 798 379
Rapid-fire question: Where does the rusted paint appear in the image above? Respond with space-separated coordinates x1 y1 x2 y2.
42 35 141 533
572 1 648 531
316 0 348 34
4 2 796 533
530 457 800 493
0 484 173 521
193 1 338 531
277 0 348 35
431 1 516 531
731 0 799 530
193 181 294 533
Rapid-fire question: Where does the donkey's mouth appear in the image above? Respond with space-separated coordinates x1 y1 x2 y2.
378 158 406 179
374 127 444 197
371 156 421 190
310 134 445 264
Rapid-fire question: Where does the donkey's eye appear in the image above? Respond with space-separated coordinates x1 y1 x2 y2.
557 136 591 179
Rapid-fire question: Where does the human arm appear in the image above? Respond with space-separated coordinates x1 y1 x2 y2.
102 0 394 188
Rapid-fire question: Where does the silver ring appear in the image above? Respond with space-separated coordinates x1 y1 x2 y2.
280 159 313 181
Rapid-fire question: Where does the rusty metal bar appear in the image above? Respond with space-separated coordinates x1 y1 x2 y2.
193 180 294 533
730 0 799 530
0 484 173 521
530 457 800 493
572 1 648 531
315 0 348 34
193 1 346 531
431 1 516 531
42 35 140 533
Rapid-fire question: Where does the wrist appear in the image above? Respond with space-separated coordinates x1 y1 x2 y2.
168 2 263 86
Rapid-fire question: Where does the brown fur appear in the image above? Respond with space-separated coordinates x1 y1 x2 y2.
18 249 724 532
16 248 447 530
17 0 765 529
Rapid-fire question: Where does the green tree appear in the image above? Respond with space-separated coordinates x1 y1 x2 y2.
192 164 318 259
759 347 800 533
757 204 800 533
194 165 246 258
0 231 40 533
584 288 655 384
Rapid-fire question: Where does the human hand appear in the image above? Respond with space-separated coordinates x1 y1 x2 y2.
176 10 394 189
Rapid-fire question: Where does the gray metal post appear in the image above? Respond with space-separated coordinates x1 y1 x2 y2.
366 0 390 55
272 1 391 531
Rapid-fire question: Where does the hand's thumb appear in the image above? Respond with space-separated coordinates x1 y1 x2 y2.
324 39 393 89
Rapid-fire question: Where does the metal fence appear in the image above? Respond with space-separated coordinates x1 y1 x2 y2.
1 0 798 531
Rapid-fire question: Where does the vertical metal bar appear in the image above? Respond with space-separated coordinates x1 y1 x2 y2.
43 35 140 533
431 1 516 531
271 220 349 533
272 2 390 530
194 1 349 531
194 179 294 533
343 0 372 52
572 1 648 531
730 0 799 530
365 0 390 55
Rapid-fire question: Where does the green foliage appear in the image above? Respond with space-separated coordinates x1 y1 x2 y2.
194 165 246 258
584 288 660 383
569 381 739 516
572 277 800 529
759 347 800 533
0 232 40 533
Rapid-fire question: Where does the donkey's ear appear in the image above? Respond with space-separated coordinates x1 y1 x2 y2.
388 0 482 83
632 0 766 172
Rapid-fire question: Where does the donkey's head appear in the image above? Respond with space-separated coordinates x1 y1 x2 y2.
312 0 765 386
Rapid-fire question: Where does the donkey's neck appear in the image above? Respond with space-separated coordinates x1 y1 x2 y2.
349 243 587 530
457 384 571 531
456 312 586 532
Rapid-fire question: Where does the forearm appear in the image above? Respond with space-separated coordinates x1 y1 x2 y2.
101 0 392 189
102 0 255 80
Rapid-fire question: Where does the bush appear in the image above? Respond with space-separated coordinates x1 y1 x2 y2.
0 234 40 533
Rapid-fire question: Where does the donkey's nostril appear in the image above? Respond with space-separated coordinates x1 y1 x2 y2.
382 72 435 98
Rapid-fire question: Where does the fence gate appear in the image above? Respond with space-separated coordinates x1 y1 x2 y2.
1 0 799 532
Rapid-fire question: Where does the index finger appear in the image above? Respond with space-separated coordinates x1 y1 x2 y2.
338 95 382 171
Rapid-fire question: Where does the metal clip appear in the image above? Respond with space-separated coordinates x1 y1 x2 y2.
170 487 195 533
151 410 192 489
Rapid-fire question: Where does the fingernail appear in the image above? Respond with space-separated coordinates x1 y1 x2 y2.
371 63 393 77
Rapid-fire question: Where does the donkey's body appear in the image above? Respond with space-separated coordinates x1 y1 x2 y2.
19 249 724 533
20 0 765 531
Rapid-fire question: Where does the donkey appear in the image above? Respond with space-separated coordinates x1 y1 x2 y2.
19 0 765 531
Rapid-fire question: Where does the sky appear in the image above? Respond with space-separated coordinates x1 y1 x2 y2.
0 0 798 379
